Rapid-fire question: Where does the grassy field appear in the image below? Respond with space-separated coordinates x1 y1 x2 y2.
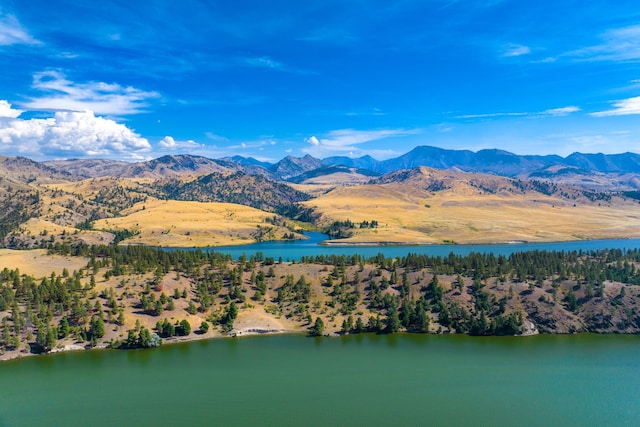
4 163 640 248
0 249 88 278
304 182 640 244
92 199 297 247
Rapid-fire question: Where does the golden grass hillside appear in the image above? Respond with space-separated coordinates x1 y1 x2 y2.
0 249 88 278
93 199 298 247
303 167 640 244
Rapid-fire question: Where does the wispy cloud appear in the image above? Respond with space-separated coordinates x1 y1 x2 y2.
591 96 640 117
20 70 159 116
345 107 386 117
205 132 230 143
0 12 40 46
244 56 285 70
241 55 315 74
542 106 581 116
502 44 530 57
456 112 528 119
302 128 419 157
226 138 277 150
0 104 151 160
569 24 640 62
457 105 581 119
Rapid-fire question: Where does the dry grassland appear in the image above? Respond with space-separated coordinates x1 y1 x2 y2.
43 177 154 195
0 249 88 278
18 218 114 245
304 184 640 244
92 199 293 247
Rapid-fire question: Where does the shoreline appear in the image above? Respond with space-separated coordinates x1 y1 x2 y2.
15 328 640 364
0 327 307 363
122 234 640 249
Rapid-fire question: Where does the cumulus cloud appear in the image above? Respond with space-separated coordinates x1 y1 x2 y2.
0 12 40 46
0 106 151 159
0 100 23 118
21 70 159 116
590 96 640 117
305 135 320 146
158 136 201 150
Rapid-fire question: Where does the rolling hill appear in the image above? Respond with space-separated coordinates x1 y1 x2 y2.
302 166 640 244
1 144 639 248
45 154 232 179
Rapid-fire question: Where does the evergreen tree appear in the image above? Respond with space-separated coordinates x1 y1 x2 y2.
385 305 400 333
90 316 105 339
310 317 324 336
58 317 70 338
199 321 209 334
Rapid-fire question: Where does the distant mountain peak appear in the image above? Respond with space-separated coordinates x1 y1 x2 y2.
270 154 322 180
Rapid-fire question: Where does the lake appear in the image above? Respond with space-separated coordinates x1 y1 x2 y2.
209 232 640 261
1 334 639 426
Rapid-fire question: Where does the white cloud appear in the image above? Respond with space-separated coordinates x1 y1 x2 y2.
21 70 159 115
158 136 201 150
0 100 23 118
502 44 530 57
305 135 320 146
0 13 40 46
244 56 284 69
0 106 151 160
241 56 315 75
591 96 640 117
205 132 230 142
570 25 640 62
227 138 276 150
302 128 419 157
457 105 581 119
542 106 581 116
456 112 528 119
315 128 419 148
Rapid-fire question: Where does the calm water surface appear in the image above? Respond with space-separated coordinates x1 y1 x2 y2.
1 334 638 426
210 232 640 261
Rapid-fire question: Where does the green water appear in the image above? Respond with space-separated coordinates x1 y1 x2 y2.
1 334 638 426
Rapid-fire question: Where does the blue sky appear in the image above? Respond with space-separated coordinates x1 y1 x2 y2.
1 0 640 162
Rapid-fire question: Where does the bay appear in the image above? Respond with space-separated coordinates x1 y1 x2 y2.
1 334 639 426
209 232 640 261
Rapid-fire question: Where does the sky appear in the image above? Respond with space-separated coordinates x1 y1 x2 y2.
1 0 640 162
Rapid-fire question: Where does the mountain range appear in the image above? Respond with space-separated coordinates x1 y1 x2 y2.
40 145 640 191
1 144 640 250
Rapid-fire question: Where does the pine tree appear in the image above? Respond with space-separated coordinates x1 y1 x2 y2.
310 317 324 336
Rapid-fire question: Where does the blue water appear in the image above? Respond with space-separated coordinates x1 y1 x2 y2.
205 232 640 261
